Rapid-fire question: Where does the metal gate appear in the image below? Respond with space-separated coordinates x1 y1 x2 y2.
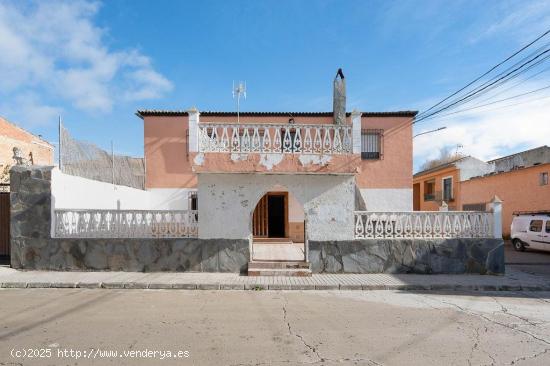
0 186 10 258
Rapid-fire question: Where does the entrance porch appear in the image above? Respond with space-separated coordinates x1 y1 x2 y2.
249 190 310 275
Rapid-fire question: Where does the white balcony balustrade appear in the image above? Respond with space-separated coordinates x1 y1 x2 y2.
198 123 353 155
354 211 494 239
54 210 198 239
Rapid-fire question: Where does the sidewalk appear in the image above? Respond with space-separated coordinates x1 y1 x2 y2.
1 266 549 291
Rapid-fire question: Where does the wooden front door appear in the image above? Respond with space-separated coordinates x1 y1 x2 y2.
253 192 288 238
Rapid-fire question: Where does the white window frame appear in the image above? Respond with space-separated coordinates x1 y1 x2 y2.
442 176 453 201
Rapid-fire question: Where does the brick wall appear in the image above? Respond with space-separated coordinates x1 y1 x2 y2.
0 117 53 177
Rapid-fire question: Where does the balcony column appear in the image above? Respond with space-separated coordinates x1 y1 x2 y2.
187 107 200 153
351 109 362 154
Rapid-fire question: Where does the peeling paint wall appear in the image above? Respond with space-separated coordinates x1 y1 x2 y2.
197 173 355 240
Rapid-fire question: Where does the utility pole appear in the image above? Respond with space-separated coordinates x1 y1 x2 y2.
111 140 115 187
58 116 62 170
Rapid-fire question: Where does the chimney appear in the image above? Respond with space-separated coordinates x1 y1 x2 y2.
333 68 346 125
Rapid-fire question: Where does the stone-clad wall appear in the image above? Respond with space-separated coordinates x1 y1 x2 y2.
11 238 249 272
11 166 504 274
309 239 505 275
10 165 249 272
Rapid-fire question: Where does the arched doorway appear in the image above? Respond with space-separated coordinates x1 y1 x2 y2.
251 188 305 262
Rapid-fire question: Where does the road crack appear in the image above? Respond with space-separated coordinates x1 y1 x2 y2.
436 298 550 347
281 296 322 362
491 297 540 327
280 294 384 366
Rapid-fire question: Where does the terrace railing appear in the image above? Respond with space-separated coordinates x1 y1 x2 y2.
354 211 493 239
198 123 353 155
54 209 198 239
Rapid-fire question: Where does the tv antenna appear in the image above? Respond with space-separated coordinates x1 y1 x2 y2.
233 81 246 123
455 144 463 156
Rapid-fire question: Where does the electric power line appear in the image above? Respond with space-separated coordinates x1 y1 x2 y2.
417 83 550 123
415 47 550 123
415 28 550 123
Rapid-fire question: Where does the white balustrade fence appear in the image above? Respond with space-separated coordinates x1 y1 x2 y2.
54 210 198 238
198 123 353 155
354 211 494 239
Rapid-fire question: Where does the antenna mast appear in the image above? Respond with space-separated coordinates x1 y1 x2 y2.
232 81 246 123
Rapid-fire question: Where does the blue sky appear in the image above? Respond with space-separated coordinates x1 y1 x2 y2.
1 0 549 170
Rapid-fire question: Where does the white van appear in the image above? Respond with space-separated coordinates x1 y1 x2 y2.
511 212 550 252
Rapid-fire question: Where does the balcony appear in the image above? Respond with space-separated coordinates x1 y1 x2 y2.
191 123 360 174
424 191 454 203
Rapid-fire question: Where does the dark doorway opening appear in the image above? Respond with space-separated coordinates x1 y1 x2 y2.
268 195 285 238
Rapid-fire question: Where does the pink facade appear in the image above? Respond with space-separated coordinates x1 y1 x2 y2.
357 116 413 189
143 115 196 188
140 111 415 191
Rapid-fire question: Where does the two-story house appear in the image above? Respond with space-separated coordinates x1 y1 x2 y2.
137 79 416 264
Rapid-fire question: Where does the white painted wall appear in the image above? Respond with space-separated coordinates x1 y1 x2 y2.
148 188 194 210
52 168 150 209
359 188 413 211
51 168 194 210
457 157 494 181
198 173 355 240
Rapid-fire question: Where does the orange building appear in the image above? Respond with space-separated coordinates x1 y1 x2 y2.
413 146 550 237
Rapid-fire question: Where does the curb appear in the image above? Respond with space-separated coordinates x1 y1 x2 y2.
2 282 550 291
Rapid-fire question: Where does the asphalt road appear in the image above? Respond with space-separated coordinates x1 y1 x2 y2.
1 289 550 365
505 240 550 277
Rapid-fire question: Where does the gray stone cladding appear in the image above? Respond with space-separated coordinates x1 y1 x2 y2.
11 166 504 274
309 239 504 275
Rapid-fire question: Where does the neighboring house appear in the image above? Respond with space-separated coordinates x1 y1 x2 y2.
413 146 550 237
413 156 492 211
0 116 54 258
0 116 54 179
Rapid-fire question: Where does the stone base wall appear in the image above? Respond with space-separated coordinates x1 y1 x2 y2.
10 165 249 272
309 239 504 275
11 238 249 272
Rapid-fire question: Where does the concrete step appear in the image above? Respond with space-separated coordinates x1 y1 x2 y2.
248 261 312 277
247 268 312 277
248 261 311 269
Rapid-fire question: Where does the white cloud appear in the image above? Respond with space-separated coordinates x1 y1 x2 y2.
413 81 550 171
0 93 62 127
470 0 550 44
0 0 172 122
